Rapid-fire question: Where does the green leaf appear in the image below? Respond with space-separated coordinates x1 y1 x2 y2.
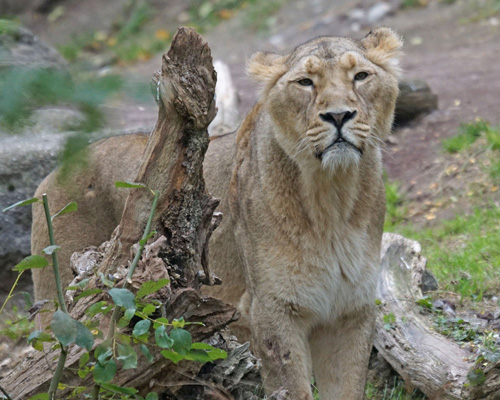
78 368 90 379
75 288 103 301
85 301 112 317
137 279 170 299
416 296 433 309
383 313 396 324
140 343 154 363
28 394 50 400
67 278 89 291
133 319 151 337
79 351 90 368
13 255 48 272
153 317 169 329
51 201 77 220
467 368 486 387
145 392 159 400
94 359 117 383
141 303 157 316
27 330 54 351
99 383 138 395
3 197 39 212
186 347 227 363
28 330 53 343
484 351 500 363
171 317 185 329
170 328 192 355
108 288 136 311
117 343 138 370
191 342 216 350
160 350 185 364
51 310 76 346
115 180 146 189
124 308 135 320
42 245 61 255
50 310 94 350
74 320 94 351
99 272 115 288
155 325 173 349
185 348 212 363
139 230 157 246
95 339 113 364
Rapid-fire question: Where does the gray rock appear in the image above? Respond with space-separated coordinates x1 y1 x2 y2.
0 131 65 303
366 2 393 24
0 0 62 16
421 269 439 293
0 26 68 305
0 24 66 71
395 79 438 126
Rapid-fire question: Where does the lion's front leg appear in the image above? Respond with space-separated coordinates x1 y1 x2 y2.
250 297 315 400
309 306 375 400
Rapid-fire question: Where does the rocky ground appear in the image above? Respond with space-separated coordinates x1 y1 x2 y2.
1 0 500 398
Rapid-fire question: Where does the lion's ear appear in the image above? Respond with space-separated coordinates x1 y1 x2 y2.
246 51 287 85
361 27 403 77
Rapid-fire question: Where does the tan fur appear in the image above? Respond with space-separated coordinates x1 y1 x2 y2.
32 28 402 399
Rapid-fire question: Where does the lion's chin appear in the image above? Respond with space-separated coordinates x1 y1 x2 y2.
320 145 361 173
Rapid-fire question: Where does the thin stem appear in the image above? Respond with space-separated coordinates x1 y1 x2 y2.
0 385 13 400
91 383 100 400
48 344 68 399
42 193 67 313
0 271 23 316
94 190 160 397
42 193 71 398
107 189 160 338
124 190 160 285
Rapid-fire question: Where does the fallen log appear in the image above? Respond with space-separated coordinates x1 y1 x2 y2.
375 233 500 399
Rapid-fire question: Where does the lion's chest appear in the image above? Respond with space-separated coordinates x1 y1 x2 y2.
257 228 380 322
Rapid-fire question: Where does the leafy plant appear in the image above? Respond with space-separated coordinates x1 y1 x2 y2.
442 120 490 153
2 182 227 399
400 205 500 300
383 313 397 331
384 179 406 231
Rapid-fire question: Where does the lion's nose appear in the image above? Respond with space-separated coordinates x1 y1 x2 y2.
320 110 357 129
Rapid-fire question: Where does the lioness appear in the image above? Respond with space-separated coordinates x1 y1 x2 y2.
32 28 402 399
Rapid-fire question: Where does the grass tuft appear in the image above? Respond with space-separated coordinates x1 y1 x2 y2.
384 179 406 231
400 206 500 300
442 120 489 153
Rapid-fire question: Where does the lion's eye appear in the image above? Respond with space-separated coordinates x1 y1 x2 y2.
297 78 314 87
354 72 369 81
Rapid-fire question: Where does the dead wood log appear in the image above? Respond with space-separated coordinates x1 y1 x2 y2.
375 233 500 399
0 27 238 399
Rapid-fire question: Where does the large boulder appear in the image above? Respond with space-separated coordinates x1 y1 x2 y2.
0 25 69 305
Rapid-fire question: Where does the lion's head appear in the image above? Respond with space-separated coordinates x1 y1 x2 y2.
247 27 402 173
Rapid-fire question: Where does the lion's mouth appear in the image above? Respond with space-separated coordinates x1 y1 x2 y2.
315 137 363 159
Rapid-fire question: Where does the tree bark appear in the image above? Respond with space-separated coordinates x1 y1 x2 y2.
375 233 500 399
0 27 238 400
